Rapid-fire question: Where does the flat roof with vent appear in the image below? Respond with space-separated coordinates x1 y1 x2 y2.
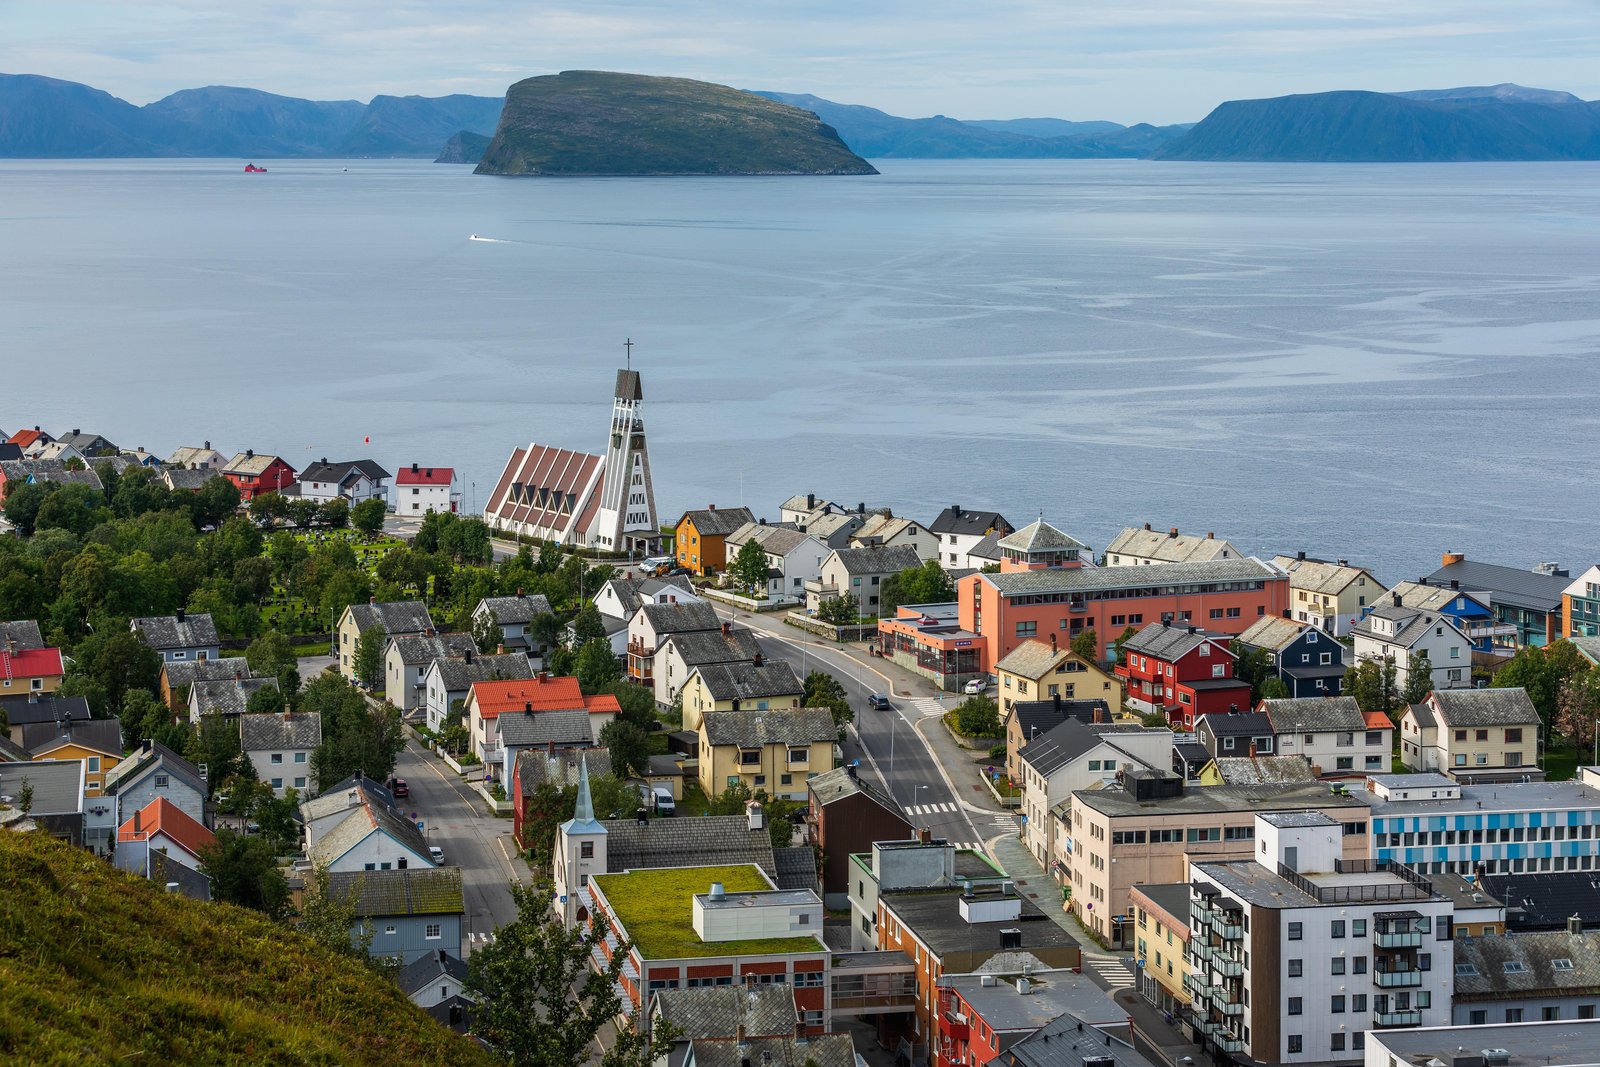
1364 1019 1600 1067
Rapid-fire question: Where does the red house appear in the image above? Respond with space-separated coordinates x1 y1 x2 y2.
1114 622 1252 729
221 451 296 501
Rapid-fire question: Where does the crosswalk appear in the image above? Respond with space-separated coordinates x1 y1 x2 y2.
905 696 946 718
905 801 959 817
468 931 497 947
1081 952 1138 990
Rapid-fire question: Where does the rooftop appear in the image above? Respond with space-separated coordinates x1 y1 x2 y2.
652 983 796 1040
1269 555 1376 595
430 652 534 693
117 796 215 860
980 556 1281 597
161 657 255 690
590 864 821 959
806 766 906 819
701 708 837 749
190 676 278 717
1234 614 1310 652
1018 720 1161 778
477 592 555 627
1129 882 1192 928
324 866 465 917
496 708 595 748
389 631 477 666
471 674 584 717
22 716 122 758
692 661 804 703
1427 687 1541 727
1426 558 1571 612
1260 695 1365 733
993 640 1076 679
996 520 1087 554
238 711 322 752
1000 1009 1156 1067
1072 780 1367 819
1213 755 1315 785
879 887 1079 960
397 949 470 997
1358 780 1600 817
678 507 756 537
930 506 1009 538
603 814 776 878
831 545 922 576
0 759 84 815
343 599 434 638
1367 1021 1600 1067
945 968 1122 1033
1454 929 1600 999
1194 856 1435 909
1105 525 1235 564
641 601 720 635
687 1034 855 1067
1484 871 1600 930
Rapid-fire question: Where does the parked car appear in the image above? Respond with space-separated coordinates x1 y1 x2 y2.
867 693 892 711
652 786 676 816
428 845 445 865
963 678 988 695
388 777 409 798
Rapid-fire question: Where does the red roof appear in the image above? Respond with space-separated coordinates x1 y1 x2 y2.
583 694 622 715
0 646 64 681
1363 710 1394 730
117 797 215 861
8 428 44 448
472 675 584 718
396 465 455 486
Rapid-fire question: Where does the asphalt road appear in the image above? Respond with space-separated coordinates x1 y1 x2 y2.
393 738 526 955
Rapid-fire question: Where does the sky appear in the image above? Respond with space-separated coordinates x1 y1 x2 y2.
2 1 1596 124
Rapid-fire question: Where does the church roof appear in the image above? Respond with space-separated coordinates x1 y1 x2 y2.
560 755 606 835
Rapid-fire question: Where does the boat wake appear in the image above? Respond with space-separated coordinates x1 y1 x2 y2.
468 234 509 243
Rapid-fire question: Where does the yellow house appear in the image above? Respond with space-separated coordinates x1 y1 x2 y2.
696 707 838 801
333 600 433 684
679 660 804 731
1129 884 1192 1016
673 506 755 576
994 639 1122 718
1270 554 1387 637
23 718 124 796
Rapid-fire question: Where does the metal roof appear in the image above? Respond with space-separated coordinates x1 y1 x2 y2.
982 556 1282 597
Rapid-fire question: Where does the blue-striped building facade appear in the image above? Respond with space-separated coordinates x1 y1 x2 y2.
1372 800 1600 877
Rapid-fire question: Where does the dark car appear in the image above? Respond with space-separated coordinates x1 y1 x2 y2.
867 693 891 711
388 777 409 798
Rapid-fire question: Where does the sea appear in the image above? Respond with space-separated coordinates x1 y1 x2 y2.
2 157 1597 581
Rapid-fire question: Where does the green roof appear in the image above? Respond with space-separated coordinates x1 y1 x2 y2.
591 865 822 960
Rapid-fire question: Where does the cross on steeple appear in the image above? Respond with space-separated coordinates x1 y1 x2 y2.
623 337 633 371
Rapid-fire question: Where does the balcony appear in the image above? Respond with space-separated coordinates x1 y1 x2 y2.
1373 1009 1422 1028
1211 955 1244 978
941 1013 970 1040
1375 929 1424 949
1373 969 1423 988
1183 972 1209 999
1210 915 1243 941
1210 988 1244 1016
1188 942 1213 966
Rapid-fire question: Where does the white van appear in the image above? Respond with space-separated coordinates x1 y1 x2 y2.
652 785 676 816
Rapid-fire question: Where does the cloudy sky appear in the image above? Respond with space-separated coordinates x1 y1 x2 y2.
4 1 1595 124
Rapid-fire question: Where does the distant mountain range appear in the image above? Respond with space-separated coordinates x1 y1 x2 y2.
0 73 502 157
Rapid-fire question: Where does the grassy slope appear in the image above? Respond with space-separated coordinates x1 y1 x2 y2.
0 832 494 1066
476 70 877 176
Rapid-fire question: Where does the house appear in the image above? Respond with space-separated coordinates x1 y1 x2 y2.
805 765 912 908
324 867 464 965
483 368 661 554
594 575 700 655
847 837 1009 953
130 609 221 664
1451 929 1600 1027
307 791 435 873
22 717 123 795
1114 622 1252 728
394 463 459 515
55 428 117 456
1185 813 1456 1063
383 631 476 712
1195 709 1277 760
465 674 616 777
1479 870 1600 932
1129 883 1192 1020
1002 696 1116 784
994 639 1122 721
299 774 396 846
397 948 473 1013
936 969 1128 1067
650 984 799 1061
295 458 391 505
498 707 602 781
239 711 322 796
1399 688 1542 782
1424 551 1573 649
31 440 87 466
8 426 53 453
683 1034 856 1067
1103 524 1238 566
1234 614 1346 698
989 1006 1150 1067
1270 552 1387 636
1351 594 1475 692
875 603 985 692
510 745 612 848
0 643 64 697
680 659 805 731
723 522 830 599
697 707 838 801
653 625 761 709
162 467 217 492
1563 565 1600 640
165 443 226 470
928 505 1013 571
627 601 720 689
220 450 296 500
959 555 1289 669
1017 720 1173 865
849 513 938 562
799 508 871 551
422 650 532 734
806 545 923 615
675 506 757 576
0 458 104 498
101 739 208 829
115 796 215 872
778 493 832 525
1 694 89 745
188 676 278 724
159 657 255 711
0 758 87 847
0 620 45 651
335 599 434 683
472 591 555 663
1211 753 1316 786
1259 695 1391 777
1387 579 1509 654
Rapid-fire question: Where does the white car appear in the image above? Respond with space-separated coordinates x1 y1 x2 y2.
963 678 989 695
429 845 445 865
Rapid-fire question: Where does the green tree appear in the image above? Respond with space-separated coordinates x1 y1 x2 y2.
318 497 350 529
1492 644 1580 740
305 673 404 786
58 628 162 722
802 670 853 728
467 884 669 1067
708 779 753 815
116 687 166 745
286 498 320 530
200 829 290 918
247 682 285 715
1344 657 1400 713
248 491 289 528
599 719 651 779
350 497 387 536
296 867 396 977
1556 667 1600 748
1259 676 1292 700
575 638 621 694
1110 626 1140 666
190 475 242 530
569 603 607 647
473 608 502 654
954 694 1001 737
1 481 52 536
1069 628 1099 663
1402 649 1435 705
35 483 114 537
1231 640 1274 704
189 712 247 792
879 560 955 617
245 630 297 677
351 625 386 690
817 592 860 626
727 538 771 596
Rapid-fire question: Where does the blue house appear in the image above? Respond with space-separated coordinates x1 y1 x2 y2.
1385 580 1507 655
325 866 464 965
1235 614 1345 698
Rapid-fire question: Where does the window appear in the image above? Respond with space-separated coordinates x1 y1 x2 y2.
86 756 100 773
1331 995 1345 1013
1544 1006 1562 1021
1287 997 1302 1015
1506 1008 1524 1023
1330 1034 1345 1053
1288 959 1303 977
295 752 307 763
1287 1037 1302 1054
1553 958 1575 971
1580 1006 1596 1020
271 777 283 789
1015 621 1037 638
580 841 594 859
384 925 396 935
1212 664 1225 678
1352 994 1367 1012
294 777 307 788
425 923 441 939
1506 728 1523 743
1503 961 1527 974
1354 956 1367 974
1209 609 1223 620
1331 958 1346 975
155 774 169 788
1288 922 1302 941
1469 1010 1487 1025
271 753 283 764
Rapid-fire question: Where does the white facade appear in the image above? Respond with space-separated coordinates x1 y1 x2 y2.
1275 724 1393 778
321 827 435 874
724 526 830 599
248 747 313 796
1019 728 1173 866
1353 611 1474 692
396 465 459 515
593 369 659 553
298 467 388 505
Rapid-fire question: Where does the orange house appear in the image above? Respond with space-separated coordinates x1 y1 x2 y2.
674 506 755 576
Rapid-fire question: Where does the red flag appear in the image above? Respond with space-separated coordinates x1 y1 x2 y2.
364 436 370 443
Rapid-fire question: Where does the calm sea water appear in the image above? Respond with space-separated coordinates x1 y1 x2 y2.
2 157 1597 580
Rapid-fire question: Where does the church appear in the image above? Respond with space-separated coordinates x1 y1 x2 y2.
483 361 661 554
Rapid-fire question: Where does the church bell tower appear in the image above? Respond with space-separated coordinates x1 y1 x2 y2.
594 339 659 554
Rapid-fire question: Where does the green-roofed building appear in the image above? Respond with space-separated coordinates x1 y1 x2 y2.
324 866 464 965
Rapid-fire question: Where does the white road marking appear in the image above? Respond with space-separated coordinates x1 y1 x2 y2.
1083 953 1138 989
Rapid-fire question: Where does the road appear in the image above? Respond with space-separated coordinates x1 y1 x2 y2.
392 738 526 955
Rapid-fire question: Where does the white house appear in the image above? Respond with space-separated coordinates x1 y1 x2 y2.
471 592 555 662
394 463 459 515
848 513 939 563
296 458 391 505
723 522 830 599
383 631 477 712
928 505 1012 570
422 651 533 734
239 711 322 797
805 545 923 614
626 601 720 691
652 624 761 708
307 793 436 873
1260 695 1391 778
1016 720 1173 866
165 443 227 471
1350 595 1474 692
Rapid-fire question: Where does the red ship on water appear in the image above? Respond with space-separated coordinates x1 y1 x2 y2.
243 163 267 173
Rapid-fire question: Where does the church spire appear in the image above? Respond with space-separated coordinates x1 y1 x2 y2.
573 754 595 823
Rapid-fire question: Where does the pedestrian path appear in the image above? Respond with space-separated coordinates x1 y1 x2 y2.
1082 952 1138 990
469 931 497 947
904 696 946 717
905 801 959 817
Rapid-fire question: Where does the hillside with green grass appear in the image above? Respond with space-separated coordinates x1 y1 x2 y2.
0 832 493 1066
475 70 877 176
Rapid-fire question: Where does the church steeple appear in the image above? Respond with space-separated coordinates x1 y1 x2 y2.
594 341 658 556
560 755 605 836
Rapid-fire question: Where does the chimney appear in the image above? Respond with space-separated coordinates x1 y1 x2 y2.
752 651 764 667
806 493 815 509
72 428 80 435
134 809 142 834
546 739 555 755
1392 593 1403 608
320 456 327 465
1450 579 1460 591
1049 632 1057 650
1282 608 1291 619
952 504 961 517
721 621 732 635
747 801 765 832
1143 522 1151 531
1248 740 1257 759
411 462 419 472
858 502 865 514
465 648 473 664
369 596 376 605
1297 550 1306 561
1187 625 1197 635
1052 693 1061 711
919 826 932 844
283 705 292 722
233 669 242 681
1337 559 1349 568
1570 915 1584 937
538 670 549 681
1442 551 1464 568
1093 706 1106 724
246 449 253 458
708 503 716 511
636 806 648 825
711 882 727 902
175 606 185 623
1168 527 1179 538
203 440 210 449
347 789 360 807
516 587 525 598
524 701 532 714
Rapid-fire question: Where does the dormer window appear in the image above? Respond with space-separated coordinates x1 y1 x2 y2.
1306 631 1317 643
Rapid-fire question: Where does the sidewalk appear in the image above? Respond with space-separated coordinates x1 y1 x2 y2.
987 832 1102 954
1112 988 1207 1067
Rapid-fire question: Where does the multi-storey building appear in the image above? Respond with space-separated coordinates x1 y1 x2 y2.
1350 596 1476 692
1130 883 1192 1018
1186 812 1456 1064
1270 552 1387 637
1104 525 1239 567
993 638 1122 720
1261 695 1392 778
1235 614 1347 698
1399 688 1542 783
1016 720 1172 867
1114 622 1252 728
1424 552 1570 649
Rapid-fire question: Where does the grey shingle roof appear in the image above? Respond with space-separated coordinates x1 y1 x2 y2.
984 556 1281 596
993 640 1072 679
930 506 1009 537
297 458 390 485
1453 929 1600 999
222 452 286 476
497 708 594 747
103 739 204 797
653 984 797 1040
602 814 775 877
1121 622 1230 661
430 652 533 693
662 629 761 669
1235 615 1308 653
773 846 819 894
832 545 922 576
389 631 476 666
692 661 804 703
1426 559 1570 613
161 657 254 691
238 711 322 752
324 867 464 917
130 612 220 650
1213 755 1316 785
701 708 837 749
1260 695 1365 733
0 459 104 490
997 520 1087 554
680 506 756 537
729 523 813 557
1000 1008 1151 1067
1007 699 1112 739
1387 580 1479 613
1428 688 1540 727
1199 711 1273 737
806 766 906 818
0 759 83 814
22 717 123 757
344 600 434 637
1105 526 1235 564
310 797 431 868
513 746 612 797
0 620 45 651
1018 720 1158 777
162 468 215 491
298 775 393 824
1269 555 1380 595
397 950 470 998
476 592 554 627
191 677 278 717
689 1035 854 1067
1351 603 1457 648
641 601 720 635
57 430 115 453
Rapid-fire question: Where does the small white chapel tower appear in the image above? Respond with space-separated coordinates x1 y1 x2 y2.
553 756 607 928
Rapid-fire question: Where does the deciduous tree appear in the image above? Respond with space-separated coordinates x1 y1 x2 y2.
351 626 385 690
1402 650 1435 705
1069 628 1099 663
200 829 290 918
575 638 621 693
349 497 387 536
